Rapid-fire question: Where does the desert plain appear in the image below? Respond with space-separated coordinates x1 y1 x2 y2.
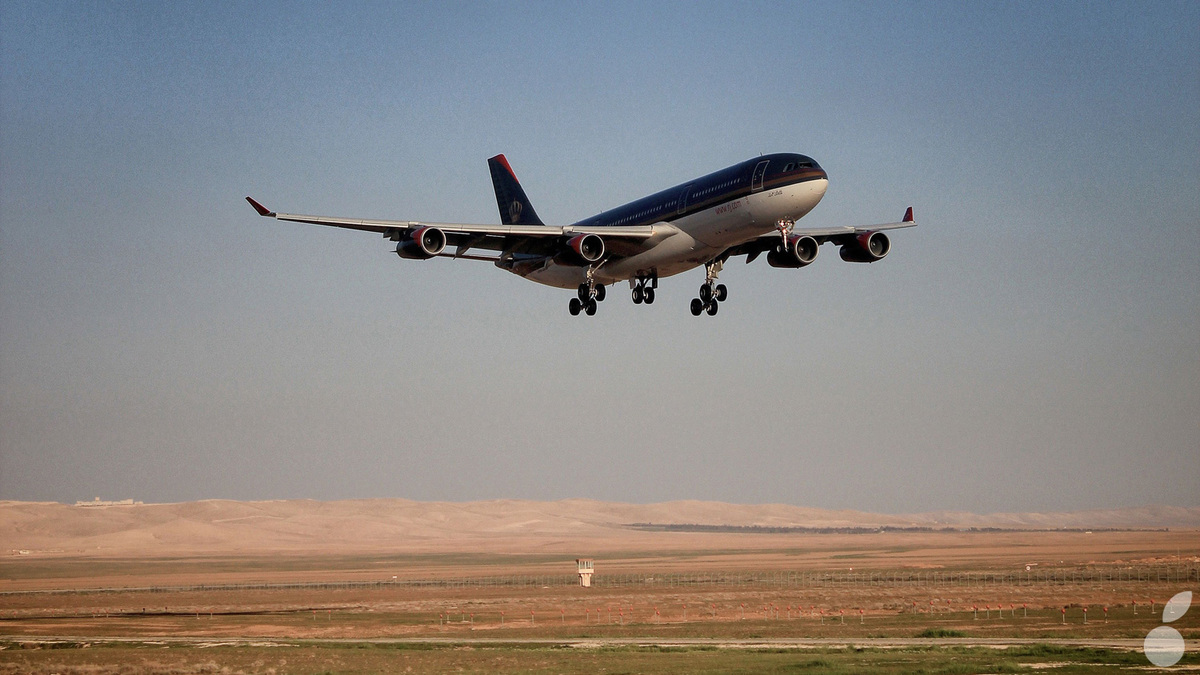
2 499 1197 673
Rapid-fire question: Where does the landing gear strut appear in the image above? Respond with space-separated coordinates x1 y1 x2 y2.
568 267 605 316
775 218 795 249
631 272 657 305
690 259 727 316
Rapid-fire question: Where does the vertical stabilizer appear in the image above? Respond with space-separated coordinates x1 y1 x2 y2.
488 154 544 226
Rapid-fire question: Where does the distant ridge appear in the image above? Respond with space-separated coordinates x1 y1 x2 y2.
626 523 1170 534
2 499 1197 558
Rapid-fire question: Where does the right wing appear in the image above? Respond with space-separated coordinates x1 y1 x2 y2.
725 206 917 264
788 206 917 238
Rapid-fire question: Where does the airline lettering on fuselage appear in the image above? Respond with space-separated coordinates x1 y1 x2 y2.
715 200 743 216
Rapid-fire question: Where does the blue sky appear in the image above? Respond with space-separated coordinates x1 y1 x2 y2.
2 1 1197 513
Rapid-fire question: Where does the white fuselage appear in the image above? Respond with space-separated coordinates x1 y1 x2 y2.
520 177 829 289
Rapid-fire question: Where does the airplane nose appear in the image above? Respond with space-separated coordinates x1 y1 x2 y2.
813 174 829 201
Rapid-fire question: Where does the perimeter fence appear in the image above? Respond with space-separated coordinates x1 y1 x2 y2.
3 564 1195 597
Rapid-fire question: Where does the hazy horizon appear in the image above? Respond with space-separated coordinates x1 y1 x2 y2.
2 2 1197 514
15 496 1200 523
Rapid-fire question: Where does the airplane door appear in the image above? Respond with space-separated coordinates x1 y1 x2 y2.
676 184 693 215
751 160 769 192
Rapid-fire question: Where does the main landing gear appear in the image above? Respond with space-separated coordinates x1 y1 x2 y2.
690 259 727 317
631 272 657 305
568 268 606 316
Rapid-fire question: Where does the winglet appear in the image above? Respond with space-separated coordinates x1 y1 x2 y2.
245 196 275 217
903 206 914 222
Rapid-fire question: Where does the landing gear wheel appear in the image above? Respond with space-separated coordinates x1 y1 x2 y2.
698 258 725 310
569 298 582 316
631 272 659 308
585 299 598 316
577 284 590 302
690 298 704 316
595 284 606 302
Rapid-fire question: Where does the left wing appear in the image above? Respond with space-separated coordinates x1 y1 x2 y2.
728 207 917 265
246 197 657 261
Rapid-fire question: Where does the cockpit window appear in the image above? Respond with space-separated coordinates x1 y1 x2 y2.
783 158 819 172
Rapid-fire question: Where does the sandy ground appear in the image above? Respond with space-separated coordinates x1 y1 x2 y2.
4 498 1199 559
1 500 1197 674
1 499 1196 633
3 528 1197 591
0 504 1194 637
1 500 1196 599
2 579 1197 648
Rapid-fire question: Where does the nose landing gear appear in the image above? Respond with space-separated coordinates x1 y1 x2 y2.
690 259 727 316
775 218 795 249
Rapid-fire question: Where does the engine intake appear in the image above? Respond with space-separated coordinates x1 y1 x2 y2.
566 233 605 264
396 226 447 259
767 235 819 268
839 231 889 263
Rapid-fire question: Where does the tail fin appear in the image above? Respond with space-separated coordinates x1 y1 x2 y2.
488 154 544 225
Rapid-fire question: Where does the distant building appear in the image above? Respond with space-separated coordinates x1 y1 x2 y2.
576 558 594 587
75 498 142 507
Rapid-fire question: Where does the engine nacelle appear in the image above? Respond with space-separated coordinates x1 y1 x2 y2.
839 231 890 263
566 233 605 264
766 235 819 268
396 226 447 259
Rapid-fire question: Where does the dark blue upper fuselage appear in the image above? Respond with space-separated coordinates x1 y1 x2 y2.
572 154 827 229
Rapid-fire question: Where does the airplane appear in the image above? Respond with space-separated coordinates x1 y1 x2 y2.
246 153 915 316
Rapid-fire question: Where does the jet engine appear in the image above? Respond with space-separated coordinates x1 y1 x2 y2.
566 233 605 264
396 226 447 259
839 231 890 263
766 235 819 268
